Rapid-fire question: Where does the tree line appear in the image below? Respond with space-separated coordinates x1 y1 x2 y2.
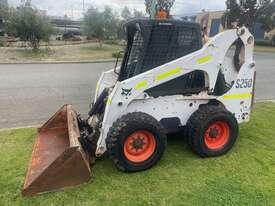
0 5 53 50
0 0 274 51
223 0 275 32
0 4 146 50
83 6 145 47
0 0 183 50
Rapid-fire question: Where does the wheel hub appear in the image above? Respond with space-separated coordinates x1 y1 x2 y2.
131 137 146 151
209 128 219 138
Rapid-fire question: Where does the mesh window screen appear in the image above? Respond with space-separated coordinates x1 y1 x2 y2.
119 20 202 81
141 25 200 73
124 31 144 79
141 25 174 73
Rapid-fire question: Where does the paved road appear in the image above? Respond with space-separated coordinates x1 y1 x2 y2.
0 52 274 129
0 62 111 129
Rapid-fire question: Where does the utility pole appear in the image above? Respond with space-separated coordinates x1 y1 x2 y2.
83 0 85 14
71 5 74 20
150 0 157 19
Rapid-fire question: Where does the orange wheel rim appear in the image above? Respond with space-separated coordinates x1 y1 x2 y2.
123 130 156 163
204 121 230 150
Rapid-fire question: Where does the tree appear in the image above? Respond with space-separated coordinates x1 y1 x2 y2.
222 0 275 31
145 0 175 18
133 9 146 19
83 6 119 47
121 6 146 21
0 0 9 35
83 6 104 46
121 6 132 20
222 0 241 28
7 6 52 50
257 0 275 31
102 6 120 39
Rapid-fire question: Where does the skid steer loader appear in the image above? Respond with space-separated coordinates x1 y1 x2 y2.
22 19 256 196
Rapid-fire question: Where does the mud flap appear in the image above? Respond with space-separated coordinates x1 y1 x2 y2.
22 105 91 197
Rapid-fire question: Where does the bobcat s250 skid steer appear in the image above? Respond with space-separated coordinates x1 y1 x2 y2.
22 19 256 196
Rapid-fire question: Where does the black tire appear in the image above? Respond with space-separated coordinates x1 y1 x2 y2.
186 105 239 157
106 112 167 172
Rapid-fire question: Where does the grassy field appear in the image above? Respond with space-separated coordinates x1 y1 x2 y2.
1 102 275 206
254 45 275 53
0 43 274 64
0 43 123 63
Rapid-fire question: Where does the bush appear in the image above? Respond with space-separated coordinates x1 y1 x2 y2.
7 6 52 50
62 32 74 40
112 51 124 59
105 39 127 46
272 35 275 46
104 39 120 45
83 6 119 43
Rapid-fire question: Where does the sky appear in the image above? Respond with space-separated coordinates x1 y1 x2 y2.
8 0 226 19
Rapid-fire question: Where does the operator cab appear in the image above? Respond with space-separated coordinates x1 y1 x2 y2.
118 19 207 97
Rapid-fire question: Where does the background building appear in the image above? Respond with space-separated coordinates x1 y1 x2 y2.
50 16 82 37
196 11 224 37
195 10 275 41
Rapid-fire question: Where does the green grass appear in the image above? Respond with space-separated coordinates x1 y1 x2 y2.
254 45 275 53
0 43 274 63
1 103 275 206
0 43 123 63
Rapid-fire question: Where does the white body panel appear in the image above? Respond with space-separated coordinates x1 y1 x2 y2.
125 96 209 126
94 27 256 156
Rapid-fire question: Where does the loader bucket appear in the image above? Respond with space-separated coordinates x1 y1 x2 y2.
22 105 91 197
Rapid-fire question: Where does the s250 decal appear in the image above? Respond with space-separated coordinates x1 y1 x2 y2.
235 79 253 89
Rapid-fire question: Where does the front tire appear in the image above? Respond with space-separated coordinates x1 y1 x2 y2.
106 112 167 172
186 105 239 157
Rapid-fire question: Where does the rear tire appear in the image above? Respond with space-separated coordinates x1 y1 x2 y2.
186 105 239 157
106 112 167 172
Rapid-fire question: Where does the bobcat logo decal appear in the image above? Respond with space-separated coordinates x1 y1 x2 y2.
121 88 132 96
